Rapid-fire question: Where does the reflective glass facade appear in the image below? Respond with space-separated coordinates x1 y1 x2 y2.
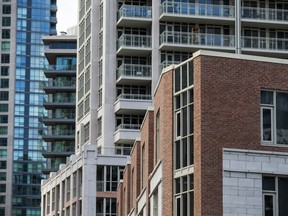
12 0 57 215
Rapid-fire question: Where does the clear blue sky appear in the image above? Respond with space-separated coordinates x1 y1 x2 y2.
57 0 78 33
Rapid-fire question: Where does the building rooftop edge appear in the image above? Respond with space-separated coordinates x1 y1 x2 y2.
193 50 288 65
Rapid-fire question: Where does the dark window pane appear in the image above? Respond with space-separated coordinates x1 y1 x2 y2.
276 92 288 144
175 140 180 169
262 109 272 141
175 178 180 194
279 177 288 215
175 67 180 92
263 176 275 191
261 91 273 104
264 195 274 216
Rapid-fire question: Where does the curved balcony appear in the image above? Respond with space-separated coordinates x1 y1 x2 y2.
241 7 288 29
114 93 153 114
44 64 76 78
117 5 152 27
241 36 288 57
114 124 141 144
159 31 235 52
116 64 152 85
160 1 234 24
117 34 152 56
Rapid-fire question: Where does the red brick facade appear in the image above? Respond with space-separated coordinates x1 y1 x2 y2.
194 54 288 216
117 52 288 216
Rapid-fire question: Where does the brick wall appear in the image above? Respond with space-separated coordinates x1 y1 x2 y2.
194 54 288 216
153 70 174 216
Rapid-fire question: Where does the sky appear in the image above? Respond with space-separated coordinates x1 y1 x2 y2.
56 0 78 34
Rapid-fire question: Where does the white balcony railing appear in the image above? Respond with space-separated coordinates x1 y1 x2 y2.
242 36 288 51
117 34 152 49
118 5 152 19
117 93 152 101
160 31 235 48
242 7 288 22
117 64 151 79
160 1 235 18
116 124 141 131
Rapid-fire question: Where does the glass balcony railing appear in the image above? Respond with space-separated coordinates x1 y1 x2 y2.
44 144 75 153
44 111 76 119
117 93 152 101
118 5 152 19
160 31 235 48
43 129 75 136
160 1 235 18
242 36 288 51
117 34 152 49
44 96 76 103
117 64 151 79
46 80 76 87
242 7 288 22
116 124 141 131
45 64 77 71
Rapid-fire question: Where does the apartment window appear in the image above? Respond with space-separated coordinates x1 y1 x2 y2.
1 29 10 39
2 5 11 14
2 17 10 26
156 111 160 162
1 54 9 63
47 192 50 214
0 196 5 204
72 172 77 197
0 104 8 112
0 115 7 123
97 117 102 137
0 92 8 101
1 66 9 76
153 187 158 216
0 184 6 192
0 127 7 135
1 42 10 51
66 177 71 202
263 176 288 215
141 144 145 188
52 188 55 211
175 174 194 216
0 150 7 158
0 79 9 88
0 172 6 180
0 138 7 147
0 208 4 215
84 122 89 143
261 91 288 145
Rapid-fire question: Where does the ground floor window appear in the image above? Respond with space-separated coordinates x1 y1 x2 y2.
263 176 288 216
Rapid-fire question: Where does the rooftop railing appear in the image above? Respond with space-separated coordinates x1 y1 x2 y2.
118 5 152 19
241 6 288 22
117 34 152 49
117 64 152 79
160 1 235 18
160 31 235 48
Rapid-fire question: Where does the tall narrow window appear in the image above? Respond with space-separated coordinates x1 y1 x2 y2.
141 144 145 189
156 111 160 162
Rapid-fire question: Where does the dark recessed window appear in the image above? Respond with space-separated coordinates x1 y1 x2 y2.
2 17 10 26
2 5 11 14
1 67 9 76
1 29 10 39
1 54 9 63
